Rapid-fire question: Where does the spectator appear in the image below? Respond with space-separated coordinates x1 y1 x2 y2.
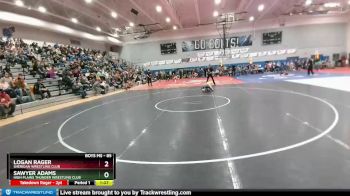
13 73 33 104
0 88 16 119
61 72 74 90
135 74 142 86
92 77 102 95
1 38 141 103
34 78 51 99
47 66 57 79
228 67 233 77
0 72 16 98
100 78 109 94
72 78 87 99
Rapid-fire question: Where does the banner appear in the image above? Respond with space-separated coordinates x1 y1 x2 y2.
182 35 252 52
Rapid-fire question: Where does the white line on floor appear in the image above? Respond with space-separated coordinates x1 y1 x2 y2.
117 128 148 159
58 88 191 153
58 94 152 153
212 92 242 189
286 113 350 150
117 108 169 159
60 87 339 165
155 95 230 113
217 117 242 189
117 90 188 159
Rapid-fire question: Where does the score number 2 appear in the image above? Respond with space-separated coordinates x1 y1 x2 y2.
103 161 110 179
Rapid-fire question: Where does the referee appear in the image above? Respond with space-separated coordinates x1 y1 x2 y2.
307 58 314 76
206 65 216 86
146 69 153 86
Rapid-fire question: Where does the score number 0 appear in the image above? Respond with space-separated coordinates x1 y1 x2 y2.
104 161 110 178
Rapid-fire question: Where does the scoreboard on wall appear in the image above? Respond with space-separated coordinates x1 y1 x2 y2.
160 42 177 55
262 31 282 45
7 153 116 187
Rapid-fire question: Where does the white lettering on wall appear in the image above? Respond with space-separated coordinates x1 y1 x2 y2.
194 40 200 50
214 39 221 49
208 39 215 49
200 40 206 50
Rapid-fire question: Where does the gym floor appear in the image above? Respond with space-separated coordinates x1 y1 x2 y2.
1 74 350 189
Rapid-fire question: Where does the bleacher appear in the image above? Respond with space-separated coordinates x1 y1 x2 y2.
1 62 95 116
0 38 138 119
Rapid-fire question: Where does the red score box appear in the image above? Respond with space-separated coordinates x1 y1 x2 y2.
10 180 68 187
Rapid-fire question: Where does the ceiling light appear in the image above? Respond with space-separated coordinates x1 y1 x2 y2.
156 5 162 13
107 36 122 44
305 0 312 6
214 0 221 5
213 10 219 17
173 25 177 30
84 0 92 3
0 11 119 43
38 6 47 13
71 18 78 23
348 0 350 5
258 4 265 12
96 27 101 32
28 7 31 10
111 33 119 38
15 0 24 7
324 2 340 8
165 17 171 23
0 11 45 27
129 22 134 27
111 11 117 18
249 16 255 22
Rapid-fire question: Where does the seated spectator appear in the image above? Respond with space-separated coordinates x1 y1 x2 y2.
46 66 57 79
34 78 51 100
0 72 13 86
61 73 74 90
101 80 109 94
112 73 123 89
228 67 233 77
30 59 39 77
135 74 142 86
92 77 102 95
79 75 91 88
72 78 87 99
0 72 16 98
0 88 16 119
13 73 33 104
0 77 9 90
37 64 47 79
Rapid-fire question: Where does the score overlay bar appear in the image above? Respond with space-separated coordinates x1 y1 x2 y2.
7 153 116 187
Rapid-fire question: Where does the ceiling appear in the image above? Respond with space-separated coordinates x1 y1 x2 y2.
0 0 349 42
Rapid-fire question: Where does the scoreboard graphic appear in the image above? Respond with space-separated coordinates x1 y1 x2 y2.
160 43 177 55
262 31 282 45
7 153 116 187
